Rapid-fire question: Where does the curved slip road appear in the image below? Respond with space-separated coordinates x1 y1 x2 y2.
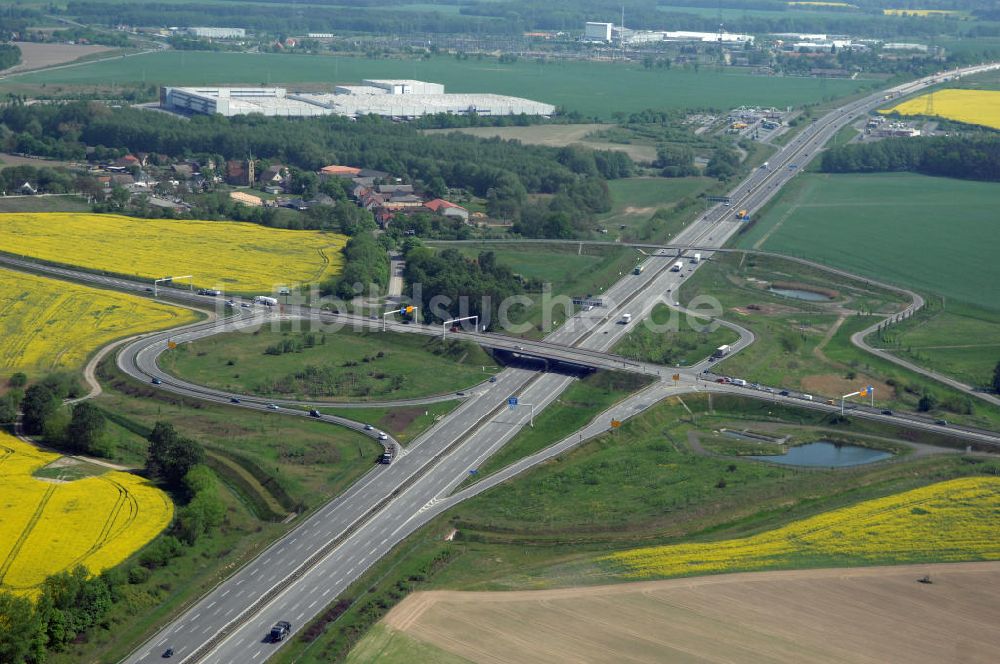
112 61 1000 664
2 63 996 663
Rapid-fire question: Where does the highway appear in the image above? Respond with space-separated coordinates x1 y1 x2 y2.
110 60 1000 664
1 62 995 663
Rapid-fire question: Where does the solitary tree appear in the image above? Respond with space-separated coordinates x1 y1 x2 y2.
20 384 58 436
993 360 1000 394
67 402 107 456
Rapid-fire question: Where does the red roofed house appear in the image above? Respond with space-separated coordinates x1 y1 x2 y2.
424 198 469 222
320 165 361 178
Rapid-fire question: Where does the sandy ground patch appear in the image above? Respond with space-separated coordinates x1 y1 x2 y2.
385 562 1000 664
424 125 658 162
5 42 114 73
800 373 896 400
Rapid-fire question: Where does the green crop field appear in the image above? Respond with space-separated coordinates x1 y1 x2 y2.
9 52 869 118
737 173 1000 309
161 324 497 401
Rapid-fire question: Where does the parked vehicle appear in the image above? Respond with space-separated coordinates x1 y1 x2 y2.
731 378 747 387
621 313 632 324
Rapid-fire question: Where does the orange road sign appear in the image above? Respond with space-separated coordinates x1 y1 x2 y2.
611 419 621 428
672 373 680 381
167 341 177 349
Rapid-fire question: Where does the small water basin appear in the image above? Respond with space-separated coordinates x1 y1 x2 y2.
753 441 892 467
768 287 832 302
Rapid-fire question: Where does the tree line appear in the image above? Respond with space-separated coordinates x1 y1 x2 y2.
403 245 524 327
821 135 1000 182
0 101 626 227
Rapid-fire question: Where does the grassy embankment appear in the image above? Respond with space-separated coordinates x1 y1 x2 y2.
614 303 741 366
274 392 998 663
678 250 1000 428
46 355 388 663
161 324 497 401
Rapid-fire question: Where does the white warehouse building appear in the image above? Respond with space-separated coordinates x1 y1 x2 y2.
160 79 555 119
185 27 246 39
584 22 613 42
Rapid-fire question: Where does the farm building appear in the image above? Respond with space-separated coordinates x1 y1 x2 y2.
160 80 555 119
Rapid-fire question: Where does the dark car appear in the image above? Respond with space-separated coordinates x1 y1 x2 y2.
230 397 241 404
489 376 497 383
309 409 321 418
779 390 790 397
151 377 162 385
935 419 948 426
881 409 893 416
163 648 174 658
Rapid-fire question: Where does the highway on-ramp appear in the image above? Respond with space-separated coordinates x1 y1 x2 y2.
4 63 995 664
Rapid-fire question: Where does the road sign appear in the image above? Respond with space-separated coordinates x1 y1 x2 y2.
672 373 680 382
508 396 518 409
405 305 414 313
611 419 621 428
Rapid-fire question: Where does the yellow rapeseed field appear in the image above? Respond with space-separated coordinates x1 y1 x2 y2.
882 89 1000 130
0 212 347 292
603 477 1000 579
0 431 173 594
0 267 198 373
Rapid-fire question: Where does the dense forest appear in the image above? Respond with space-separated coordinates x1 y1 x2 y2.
821 135 1000 182
0 101 628 226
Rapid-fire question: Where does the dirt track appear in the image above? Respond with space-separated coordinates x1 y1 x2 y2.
385 562 1000 663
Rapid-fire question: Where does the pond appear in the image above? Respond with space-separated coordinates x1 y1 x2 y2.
752 441 892 467
768 287 832 302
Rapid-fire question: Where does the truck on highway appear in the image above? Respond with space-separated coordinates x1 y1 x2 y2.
197 288 222 296
254 295 278 306
690 253 701 264
269 621 291 642
736 209 749 220
633 264 645 275
379 447 394 465
670 261 683 272
712 344 731 358
621 313 632 324
731 378 748 387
